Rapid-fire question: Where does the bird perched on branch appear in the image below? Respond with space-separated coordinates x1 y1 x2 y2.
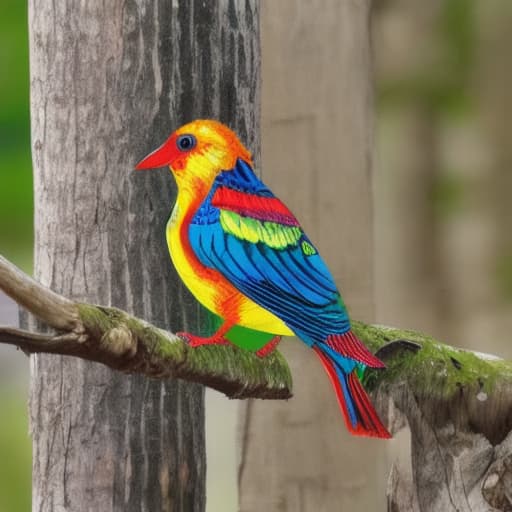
136 120 390 439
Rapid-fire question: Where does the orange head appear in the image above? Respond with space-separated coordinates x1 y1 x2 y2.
135 120 252 190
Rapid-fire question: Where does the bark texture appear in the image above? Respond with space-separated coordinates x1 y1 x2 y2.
28 1 259 511
374 330 512 511
239 2 390 511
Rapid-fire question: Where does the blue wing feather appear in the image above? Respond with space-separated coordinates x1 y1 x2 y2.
189 159 351 344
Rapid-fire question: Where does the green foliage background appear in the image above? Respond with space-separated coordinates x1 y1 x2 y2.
0 2 33 271
0 2 32 511
0 393 31 512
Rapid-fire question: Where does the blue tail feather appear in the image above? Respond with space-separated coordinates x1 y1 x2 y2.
334 362 358 428
313 342 391 439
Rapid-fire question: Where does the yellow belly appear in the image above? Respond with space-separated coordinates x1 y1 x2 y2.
166 204 294 336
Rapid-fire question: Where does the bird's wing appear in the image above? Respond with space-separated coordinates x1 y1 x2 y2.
188 159 350 343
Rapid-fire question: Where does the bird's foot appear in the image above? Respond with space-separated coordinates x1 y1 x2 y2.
255 335 282 358
177 332 232 348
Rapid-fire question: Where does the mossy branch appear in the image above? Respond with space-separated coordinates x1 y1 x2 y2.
2 251 512 444
0 254 292 399
355 321 512 444
353 323 512 509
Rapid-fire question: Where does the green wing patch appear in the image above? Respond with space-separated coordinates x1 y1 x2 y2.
301 240 317 255
219 210 302 249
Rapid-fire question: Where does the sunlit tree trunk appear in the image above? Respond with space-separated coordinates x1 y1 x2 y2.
28 1 259 511
238 2 390 511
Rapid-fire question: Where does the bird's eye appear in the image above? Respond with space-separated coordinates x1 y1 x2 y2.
176 134 196 152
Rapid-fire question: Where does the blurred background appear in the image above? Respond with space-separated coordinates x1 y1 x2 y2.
0 0 510 510
0 2 33 511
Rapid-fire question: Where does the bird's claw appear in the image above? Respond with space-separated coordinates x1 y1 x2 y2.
255 335 282 358
177 331 231 348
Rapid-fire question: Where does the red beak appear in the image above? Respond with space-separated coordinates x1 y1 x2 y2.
135 136 177 170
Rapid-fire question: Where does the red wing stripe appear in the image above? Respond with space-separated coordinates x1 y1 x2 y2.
211 186 300 226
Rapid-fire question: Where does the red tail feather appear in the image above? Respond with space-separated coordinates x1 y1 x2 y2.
313 346 391 439
347 372 391 439
313 347 360 436
326 331 385 368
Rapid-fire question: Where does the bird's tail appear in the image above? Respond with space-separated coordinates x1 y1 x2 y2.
313 342 391 439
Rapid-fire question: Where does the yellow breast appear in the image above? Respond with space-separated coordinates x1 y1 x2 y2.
166 199 293 336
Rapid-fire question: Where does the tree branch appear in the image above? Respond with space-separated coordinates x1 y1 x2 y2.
354 321 512 443
353 323 512 510
0 327 81 352
0 255 79 331
0 254 292 399
3 250 512 464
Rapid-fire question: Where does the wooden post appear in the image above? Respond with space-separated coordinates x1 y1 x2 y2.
28 1 259 510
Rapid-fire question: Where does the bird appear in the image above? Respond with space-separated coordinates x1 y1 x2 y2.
136 119 390 439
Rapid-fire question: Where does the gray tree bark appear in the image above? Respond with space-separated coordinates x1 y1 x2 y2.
28 1 259 511
239 2 390 511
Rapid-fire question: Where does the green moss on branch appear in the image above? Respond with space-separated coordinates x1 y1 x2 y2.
354 321 512 443
354 321 512 396
77 303 293 399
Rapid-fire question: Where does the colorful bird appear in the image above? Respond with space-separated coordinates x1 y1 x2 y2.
136 120 390 439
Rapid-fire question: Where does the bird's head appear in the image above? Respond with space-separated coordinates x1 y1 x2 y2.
135 119 252 191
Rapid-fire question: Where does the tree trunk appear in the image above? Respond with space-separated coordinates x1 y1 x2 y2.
238 2 390 511
28 1 259 511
